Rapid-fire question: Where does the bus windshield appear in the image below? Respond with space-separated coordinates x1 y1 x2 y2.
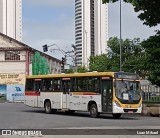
115 80 141 101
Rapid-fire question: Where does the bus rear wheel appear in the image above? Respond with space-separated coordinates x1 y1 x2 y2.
90 104 99 118
112 113 122 119
45 101 52 114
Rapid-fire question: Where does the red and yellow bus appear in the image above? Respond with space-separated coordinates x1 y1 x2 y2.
24 72 142 118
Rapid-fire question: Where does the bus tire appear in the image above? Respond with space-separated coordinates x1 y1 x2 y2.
45 101 52 114
112 113 122 119
90 104 99 118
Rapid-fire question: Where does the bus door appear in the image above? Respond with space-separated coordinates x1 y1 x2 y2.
62 78 71 109
34 79 41 107
101 77 112 112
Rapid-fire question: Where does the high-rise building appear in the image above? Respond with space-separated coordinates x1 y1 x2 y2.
0 0 22 42
75 0 108 66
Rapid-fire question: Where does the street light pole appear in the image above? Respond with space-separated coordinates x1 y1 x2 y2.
85 30 88 66
49 44 66 55
71 44 77 72
120 0 122 71
42 44 77 72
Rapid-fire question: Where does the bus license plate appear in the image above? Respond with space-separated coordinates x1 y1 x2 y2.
128 111 133 113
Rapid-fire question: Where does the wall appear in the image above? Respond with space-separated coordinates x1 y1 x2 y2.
0 33 62 102
142 103 160 117
0 73 26 102
0 0 22 41
0 62 25 73
94 0 108 55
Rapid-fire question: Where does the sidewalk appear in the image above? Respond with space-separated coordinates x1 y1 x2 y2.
142 103 160 117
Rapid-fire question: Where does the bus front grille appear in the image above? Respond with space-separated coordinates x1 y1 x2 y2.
123 109 138 113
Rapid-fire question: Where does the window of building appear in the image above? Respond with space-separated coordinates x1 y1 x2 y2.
29 53 33 63
5 51 20 61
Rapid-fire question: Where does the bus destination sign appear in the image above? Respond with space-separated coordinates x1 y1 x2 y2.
115 73 138 80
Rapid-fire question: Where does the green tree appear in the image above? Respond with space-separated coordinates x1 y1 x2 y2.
42 57 49 74
107 37 146 75
32 52 41 75
89 37 147 77
102 0 160 86
64 68 74 73
32 52 49 75
77 66 88 73
141 34 160 87
64 66 88 73
89 54 118 72
102 0 160 27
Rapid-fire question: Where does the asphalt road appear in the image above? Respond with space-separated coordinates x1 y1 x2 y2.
0 102 160 138
0 102 160 130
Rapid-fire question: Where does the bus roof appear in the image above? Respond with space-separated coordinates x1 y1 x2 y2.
26 72 115 79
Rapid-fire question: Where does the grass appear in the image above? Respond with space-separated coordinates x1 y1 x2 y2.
0 96 6 101
143 96 160 104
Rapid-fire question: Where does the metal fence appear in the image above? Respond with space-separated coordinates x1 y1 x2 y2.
141 80 160 103
142 92 160 103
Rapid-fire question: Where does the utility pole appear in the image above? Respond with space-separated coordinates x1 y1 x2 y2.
72 44 77 72
119 0 122 71
42 44 77 73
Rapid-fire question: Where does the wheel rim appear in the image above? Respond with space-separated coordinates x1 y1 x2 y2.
91 107 96 115
46 103 50 112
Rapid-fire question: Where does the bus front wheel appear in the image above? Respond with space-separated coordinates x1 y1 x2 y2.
45 101 52 114
90 104 99 118
112 113 122 119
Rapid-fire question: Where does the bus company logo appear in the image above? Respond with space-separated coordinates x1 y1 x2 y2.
15 87 21 92
2 130 11 135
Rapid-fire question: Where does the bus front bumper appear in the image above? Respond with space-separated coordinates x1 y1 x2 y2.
112 102 142 114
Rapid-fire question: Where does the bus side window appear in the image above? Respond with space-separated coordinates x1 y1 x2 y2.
53 79 61 92
95 81 100 93
41 79 53 92
88 77 100 93
26 79 34 91
41 79 46 91
71 78 76 92
46 79 52 91
34 80 41 92
76 77 87 91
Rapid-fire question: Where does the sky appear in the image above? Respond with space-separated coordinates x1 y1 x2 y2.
22 0 159 61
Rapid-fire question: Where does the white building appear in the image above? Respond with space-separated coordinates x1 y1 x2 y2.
0 0 22 42
75 0 108 66
0 33 62 102
0 33 62 75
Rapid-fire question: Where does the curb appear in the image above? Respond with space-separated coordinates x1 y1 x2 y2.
0 100 24 103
